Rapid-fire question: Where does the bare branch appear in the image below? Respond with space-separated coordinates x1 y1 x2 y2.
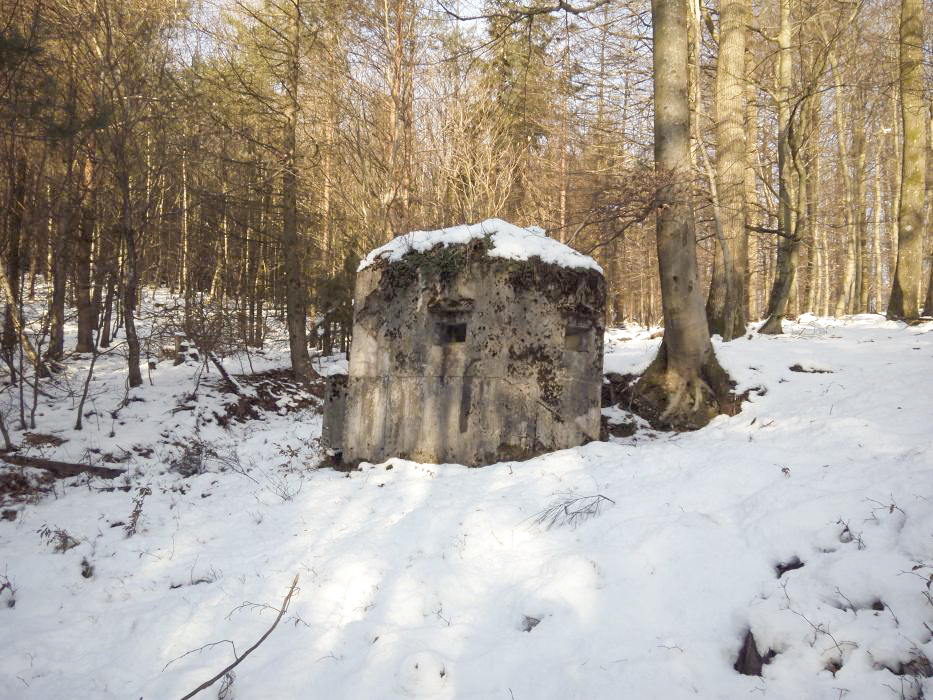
178 574 300 700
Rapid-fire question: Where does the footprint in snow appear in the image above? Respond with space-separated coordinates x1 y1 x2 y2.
397 651 448 696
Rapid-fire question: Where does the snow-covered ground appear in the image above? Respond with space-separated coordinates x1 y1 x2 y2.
1 300 931 699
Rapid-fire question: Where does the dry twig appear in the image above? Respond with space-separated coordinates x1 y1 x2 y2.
178 574 300 700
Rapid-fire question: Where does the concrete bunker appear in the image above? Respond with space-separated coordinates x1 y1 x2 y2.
325 219 606 467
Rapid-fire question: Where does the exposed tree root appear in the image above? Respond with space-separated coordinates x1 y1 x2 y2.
758 314 784 335
630 341 741 430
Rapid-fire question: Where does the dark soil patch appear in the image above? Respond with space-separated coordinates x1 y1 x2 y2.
789 364 833 374
734 629 776 676
601 415 636 438
602 373 638 409
521 615 541 632
775 557 805 578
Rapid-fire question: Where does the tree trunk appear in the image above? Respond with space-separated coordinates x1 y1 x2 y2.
872 137 884 313
924 247 933 317
705 0 747 341
759 0 797 335
383 0 415 240
2 149 25 362
99 271 115 349
47 243 67 362
803 97 821 314
75 155 96 352
888 0 927 319
180 147 189 301
118 171 142 388
635 0 733 430
925 113 933 316
745 51 760 320
282 0 313 379
855 141 869 313
47 171 75 364
0 156 49 377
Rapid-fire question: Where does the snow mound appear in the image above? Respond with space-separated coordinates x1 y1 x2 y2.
358 218 603 274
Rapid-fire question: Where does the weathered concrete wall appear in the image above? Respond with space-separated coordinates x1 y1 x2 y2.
320 374 347 453
341 240 606 466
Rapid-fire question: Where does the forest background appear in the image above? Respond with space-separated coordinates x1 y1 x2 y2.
0 0 931 386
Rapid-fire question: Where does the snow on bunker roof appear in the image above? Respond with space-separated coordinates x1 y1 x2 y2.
358 218 603 275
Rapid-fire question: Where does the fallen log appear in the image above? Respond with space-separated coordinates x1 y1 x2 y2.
1 454 124 479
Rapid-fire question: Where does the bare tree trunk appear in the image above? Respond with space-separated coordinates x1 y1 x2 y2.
855 141 869 313
47 240 67 362
282 0 313 379
705 0 747 340
47 169 75 363
888 89 902 292
803 96 821 314
924 208 933 315
745 52 760 320
759 0 797 335
180 147 189 300
635 0 733 430
0 171 46 376
926 114 933 316
99 271 115 349
322 116 334 274
119 173 142 388
2 148 26 362
75 155 96 353
815 222 827 315
383 0 415 240
888 0 927 319
872 136 884 313
825 47 857 317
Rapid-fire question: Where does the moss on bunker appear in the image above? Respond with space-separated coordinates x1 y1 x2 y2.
368 236 605 317
372 236 495 297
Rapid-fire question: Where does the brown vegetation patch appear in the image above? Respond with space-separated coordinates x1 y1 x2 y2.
23 433 67 448
887 653 933 678
0 469 42 504
216 369 323 426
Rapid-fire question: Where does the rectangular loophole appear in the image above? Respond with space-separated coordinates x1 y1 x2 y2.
564 326 590 352
436 322 467 344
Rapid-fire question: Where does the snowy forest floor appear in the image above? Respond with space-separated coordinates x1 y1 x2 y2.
0 291 931 700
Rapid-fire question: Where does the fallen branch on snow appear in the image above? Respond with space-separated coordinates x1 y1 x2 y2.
205 351 244 396
178 574 300 700
1 454 124 479
533 494 616 530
